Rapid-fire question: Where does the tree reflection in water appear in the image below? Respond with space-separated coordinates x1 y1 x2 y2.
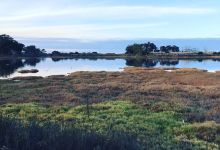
0 58 44 77
0 59 24 77
126 58 179 67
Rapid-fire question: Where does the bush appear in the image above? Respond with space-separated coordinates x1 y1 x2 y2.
23 45 46 57
198 52 204 55
213 52 220 55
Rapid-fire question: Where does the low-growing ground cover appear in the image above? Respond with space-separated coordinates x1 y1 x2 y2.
0 101 219 149
1 67 220 123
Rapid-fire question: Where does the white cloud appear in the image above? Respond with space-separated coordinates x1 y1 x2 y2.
0 6 216 22
0 1 218 40
0 23 167 40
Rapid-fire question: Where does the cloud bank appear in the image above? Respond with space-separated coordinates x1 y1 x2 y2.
0 0 219 40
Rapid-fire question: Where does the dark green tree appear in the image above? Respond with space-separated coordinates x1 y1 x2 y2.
125 44 144 55
160 45 180 53
23 45 46 57
51 51 62 56
160 46 168 53
171 45 180 52
142 42 157 54
125 42 157 55
0 34 24 55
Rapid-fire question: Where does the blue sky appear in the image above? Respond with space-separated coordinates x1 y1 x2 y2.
0 0 220 41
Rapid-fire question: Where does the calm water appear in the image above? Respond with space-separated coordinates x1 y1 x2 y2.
0 58 220 79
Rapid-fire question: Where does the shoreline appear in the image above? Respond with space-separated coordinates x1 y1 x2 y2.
1 53 220 60
0 67 218 81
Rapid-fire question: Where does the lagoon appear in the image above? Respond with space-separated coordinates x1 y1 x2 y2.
1 58 220 78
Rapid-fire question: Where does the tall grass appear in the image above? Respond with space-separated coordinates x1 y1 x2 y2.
0 116 140 150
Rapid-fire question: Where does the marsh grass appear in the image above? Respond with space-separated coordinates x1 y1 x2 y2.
1 68 220 149
0 101 219 149
0 116 140 150
1 68 220 122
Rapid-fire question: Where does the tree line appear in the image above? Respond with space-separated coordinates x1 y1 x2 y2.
0 34 46 57
125 42 180 55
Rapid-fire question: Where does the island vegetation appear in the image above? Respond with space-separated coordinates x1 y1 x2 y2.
125 42 180 55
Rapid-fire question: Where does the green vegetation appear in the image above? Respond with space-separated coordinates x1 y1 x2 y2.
0 34 24 55
0 115 140 150
1 68 220 149
0 34 46 57
1 101 219 149
125 42 180 55
23 45 46 57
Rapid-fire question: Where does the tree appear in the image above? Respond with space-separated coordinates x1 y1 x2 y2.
160 46 169 53
125 42 157 55
198 51 204 55
125 44 144 55
0 34 24 55
51 51 62 56
160 45 180 53
23 45 46 57
142 42 157 54
172 45 180 52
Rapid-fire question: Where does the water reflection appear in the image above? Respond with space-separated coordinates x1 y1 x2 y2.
0 58 220 78
24 58 43 66
159 60 179 66
51 57 114 62
0 58 44 77
0 59 24 77
126 58 179 67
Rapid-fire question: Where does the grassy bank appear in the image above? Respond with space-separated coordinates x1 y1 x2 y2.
1 101 219 149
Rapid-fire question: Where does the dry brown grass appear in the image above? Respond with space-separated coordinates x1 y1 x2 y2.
173 68 207 73
1 67 220 122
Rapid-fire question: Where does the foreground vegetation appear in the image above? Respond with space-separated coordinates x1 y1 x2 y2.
1 101 220 149
1 67 220 149
0 115 139 150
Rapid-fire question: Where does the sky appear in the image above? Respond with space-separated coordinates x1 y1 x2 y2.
0 0 220 41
